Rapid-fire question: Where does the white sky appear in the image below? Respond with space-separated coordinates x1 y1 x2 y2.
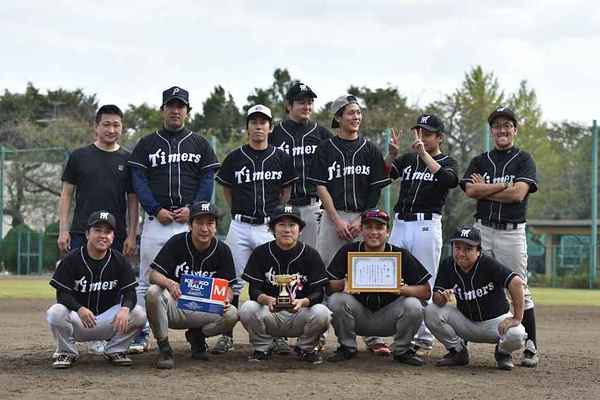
2 0 599 124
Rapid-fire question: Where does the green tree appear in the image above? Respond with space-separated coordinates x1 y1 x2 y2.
246 68 298 118
189 85 242 143
122 103 162 147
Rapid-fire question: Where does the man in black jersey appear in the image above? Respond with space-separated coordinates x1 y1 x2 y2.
269 82 333 248
461 107 539 367
239 205 331 363
128 86 220 352
326 209 431 366
214 104 297 354
47 211 146 369
308 95 390 268
425 225 527 370
145 202 237 369
58 104 138 256
384 114 458 352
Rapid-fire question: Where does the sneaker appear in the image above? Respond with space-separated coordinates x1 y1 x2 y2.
87 340 106 355
185 330 209 361
327 346 357 363
393 349 425 366
52 353 78 369
272 337 290 355
413 340 433 354
248 350 272 362
495 345 514 371
156 339 174 369
294 347 324 364
436 347 469 367
368 342 392 356
521 340 539 368
211 335 234 354
128 332 149 354
103 352 133 367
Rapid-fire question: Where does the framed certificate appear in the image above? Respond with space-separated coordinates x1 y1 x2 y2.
346 252 402 293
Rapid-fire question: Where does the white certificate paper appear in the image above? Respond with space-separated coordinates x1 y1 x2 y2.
351 256 398 288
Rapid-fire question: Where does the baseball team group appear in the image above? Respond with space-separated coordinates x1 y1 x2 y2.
47 82 539 372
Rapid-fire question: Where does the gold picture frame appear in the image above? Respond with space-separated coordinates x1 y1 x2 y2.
346 252 402 293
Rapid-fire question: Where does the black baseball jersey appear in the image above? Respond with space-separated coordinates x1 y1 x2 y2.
461 147 537 223
308 136 391 212
269 119 333 201
434 254 519 321
391 152 458 215
327 242 431 312
128 127 220 209
242 241 328 305
215 144 298 217
62 144 132 239
151 233 236 285
50 247 137 315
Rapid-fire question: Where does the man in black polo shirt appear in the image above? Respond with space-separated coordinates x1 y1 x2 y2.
461 106 539 367
326 209 431 366
145 202 237 368
425 225 527 370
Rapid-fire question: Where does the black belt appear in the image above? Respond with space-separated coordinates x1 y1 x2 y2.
397 212 434 221
289 196 319 206
234 214 269 225
477 219 520 230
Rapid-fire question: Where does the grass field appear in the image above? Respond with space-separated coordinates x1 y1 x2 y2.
1 276 599 306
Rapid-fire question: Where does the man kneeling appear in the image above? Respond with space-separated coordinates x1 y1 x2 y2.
326 209 431 366
239 205 331 363
47 211 146 369
145 202 238 369
425 225 527 370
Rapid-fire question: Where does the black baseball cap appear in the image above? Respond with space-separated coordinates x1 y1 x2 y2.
413 114 444 133
189 201 221 221
361 209 390 225
87 210 116 231
450 225 481 247
162 86 190 106
488 106 517 127
269 205 306 230
286 82 317 102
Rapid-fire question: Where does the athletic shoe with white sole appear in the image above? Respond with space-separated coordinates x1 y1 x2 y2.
53 353 78 369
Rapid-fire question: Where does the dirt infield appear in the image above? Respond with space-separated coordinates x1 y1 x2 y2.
1 299 599 400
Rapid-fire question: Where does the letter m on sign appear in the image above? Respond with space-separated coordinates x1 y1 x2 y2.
211 278 228 301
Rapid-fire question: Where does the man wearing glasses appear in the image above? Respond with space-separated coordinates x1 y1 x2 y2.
461 107 539 368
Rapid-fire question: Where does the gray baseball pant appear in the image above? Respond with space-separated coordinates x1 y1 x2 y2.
297 200 322 249
316 211 361 267
145 285 238 341
424 303 526 354
328 292 423 354
475 221 534 310
239 300 331 352
47 303 146 355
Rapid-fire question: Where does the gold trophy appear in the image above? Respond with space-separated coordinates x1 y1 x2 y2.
274 274 296 311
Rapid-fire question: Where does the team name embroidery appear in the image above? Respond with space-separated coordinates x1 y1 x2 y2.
175 262 216 279
460 229 471 237
148 148 202 167
327 161 370 181
277 143 317 156
480 173 515 184
454 282 495 301
73 276 118 293
234 166 283 184
401 166 435 182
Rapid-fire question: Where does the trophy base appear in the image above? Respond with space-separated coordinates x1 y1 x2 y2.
274 301 293 311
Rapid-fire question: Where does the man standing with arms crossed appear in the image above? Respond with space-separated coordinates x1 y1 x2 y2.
213 104 297 354
461 106 539 367
128 86 220 352
269 82 333 248
57 104 139 354
384 114 458 352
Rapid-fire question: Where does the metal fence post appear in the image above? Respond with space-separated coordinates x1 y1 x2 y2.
383 129 391 214
591 120 598 288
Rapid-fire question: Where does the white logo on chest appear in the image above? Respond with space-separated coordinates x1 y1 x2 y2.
234 166 283 184
327 161 370 181
148 148 202 167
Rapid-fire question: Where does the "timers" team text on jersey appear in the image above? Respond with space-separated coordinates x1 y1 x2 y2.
148 148 203 167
